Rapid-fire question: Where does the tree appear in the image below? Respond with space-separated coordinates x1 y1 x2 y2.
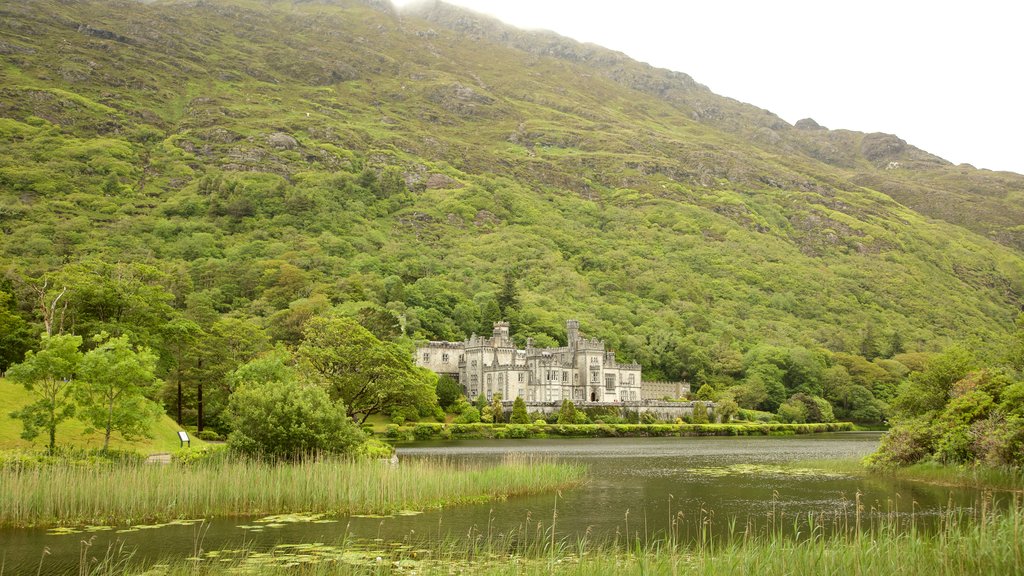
490 393 504 424
0 289 33 371
557 399 578 424
76 333 163 451
7 334 83 452
892 346 976 419
496 269 519 316
225 355 364 459
436 376 462 410
510 396 529 424
694 384 717 401
299 316 437 424
691 401 710 424
160 316 203 425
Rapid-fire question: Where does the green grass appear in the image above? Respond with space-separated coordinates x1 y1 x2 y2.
0 454 585 527
0 378 203 454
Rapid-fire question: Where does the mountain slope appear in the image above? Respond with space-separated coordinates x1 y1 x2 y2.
0 0 1022 386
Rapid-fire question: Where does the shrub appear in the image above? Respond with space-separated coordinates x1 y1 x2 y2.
435 376 462 409
355 437 394 459
384 424 403 439
171 444 228 466
197 429 224 442
510 396 530 424
454 406 481 424
412 423 441 440
225 377 365 459
692 401 710 424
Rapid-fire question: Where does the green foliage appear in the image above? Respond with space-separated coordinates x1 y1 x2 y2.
435 376 462 410
7 334 83 452
2 0 1024 450
76 333 163 451
510 396 529 424
490 393 504 424
0 290 32 372
453 405 481 424
224 358 364 459
556 399 579 424
299 316 437 424
691 401 710 424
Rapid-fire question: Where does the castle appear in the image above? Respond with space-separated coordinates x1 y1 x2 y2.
415 320 642 403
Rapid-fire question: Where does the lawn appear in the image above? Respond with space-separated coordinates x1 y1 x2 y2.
0 378 203 454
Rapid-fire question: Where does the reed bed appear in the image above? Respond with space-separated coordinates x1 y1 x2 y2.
51 494 1023 575
0 454 585 527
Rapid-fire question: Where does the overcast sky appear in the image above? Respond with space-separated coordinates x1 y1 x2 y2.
394 0 1023 174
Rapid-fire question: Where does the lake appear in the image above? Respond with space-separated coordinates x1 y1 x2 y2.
1 432 991 574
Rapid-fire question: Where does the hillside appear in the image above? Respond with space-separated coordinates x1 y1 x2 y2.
1 0 1023 402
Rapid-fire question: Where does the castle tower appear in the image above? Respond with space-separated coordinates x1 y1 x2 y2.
493 321 510 340
566 319 580 343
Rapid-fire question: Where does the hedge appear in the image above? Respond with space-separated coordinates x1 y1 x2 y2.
380 422 854 441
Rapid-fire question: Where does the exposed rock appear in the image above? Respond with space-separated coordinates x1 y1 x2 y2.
424 173 463 189
267 132 298 150
474 209 499 227
860 133 906 163
794 118 826 130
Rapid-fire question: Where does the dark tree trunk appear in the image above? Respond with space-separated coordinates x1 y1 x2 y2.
197 358 204 432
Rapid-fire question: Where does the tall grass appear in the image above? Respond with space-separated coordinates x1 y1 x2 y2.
0 454 585 527
58 495 1024 575
793 457 1024 492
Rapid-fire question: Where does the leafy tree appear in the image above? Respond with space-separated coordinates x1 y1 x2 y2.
557 399 578 424
159 316 203 425
225 356 364 459
454 405 481 423
892 346 976 419
490 393 504 424
7 334 83 452
475 393 488 413
435 376 462 410
0 289 33 371
694 384 717 401
76 333 163 451
299 315 437 423
691 401 709 424
510 396 529 424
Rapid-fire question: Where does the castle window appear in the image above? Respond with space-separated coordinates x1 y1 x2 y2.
591 370 599 383
442 353 449 363
605 374 616 391
518 372 524 383
486 374 492 385
459 354 465 363
562 371 568 382
471 360 477 368
628 374 636 386
422 353 430 363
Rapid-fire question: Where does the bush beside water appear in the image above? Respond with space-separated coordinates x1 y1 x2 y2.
381 422 852 441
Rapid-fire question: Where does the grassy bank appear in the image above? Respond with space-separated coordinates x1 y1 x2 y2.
59 497 1024 575
0 454 584 528
386 421 853 441
0 378 201 454
795 458 1024 492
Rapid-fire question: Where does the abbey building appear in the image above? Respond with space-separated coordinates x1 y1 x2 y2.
415 320 642 402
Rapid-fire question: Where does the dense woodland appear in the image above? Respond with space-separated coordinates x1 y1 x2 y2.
2 0 1024 445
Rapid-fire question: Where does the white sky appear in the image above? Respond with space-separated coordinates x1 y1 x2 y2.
394 0 1024 174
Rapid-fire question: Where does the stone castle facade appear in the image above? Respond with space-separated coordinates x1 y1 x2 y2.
416 320 642 403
